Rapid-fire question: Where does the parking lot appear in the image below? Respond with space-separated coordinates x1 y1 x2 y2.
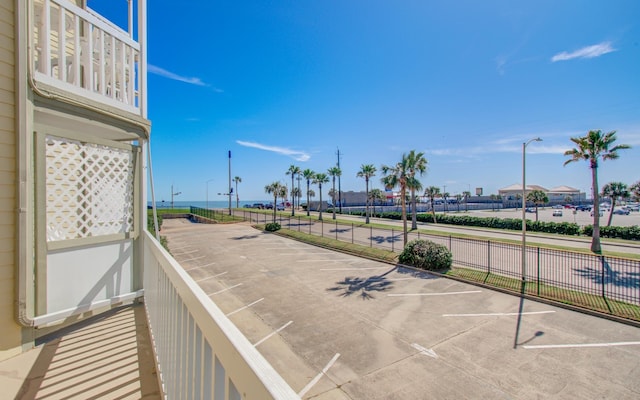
163 219 640 399
467 207 640 227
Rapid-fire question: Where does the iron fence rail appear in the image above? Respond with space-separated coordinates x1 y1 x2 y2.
226 211 639 310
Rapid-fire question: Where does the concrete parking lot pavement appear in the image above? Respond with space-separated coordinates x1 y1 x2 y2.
162 219 640 399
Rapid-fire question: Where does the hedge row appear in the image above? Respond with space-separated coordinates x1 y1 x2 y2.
345 211 640 241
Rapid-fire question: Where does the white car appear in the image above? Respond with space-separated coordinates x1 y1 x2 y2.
552 210 563 217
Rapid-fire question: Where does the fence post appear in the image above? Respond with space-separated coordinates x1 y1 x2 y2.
352 223 354 244
601 255 606 300
449 235 452 251
537 247 541 296
487 240 491 274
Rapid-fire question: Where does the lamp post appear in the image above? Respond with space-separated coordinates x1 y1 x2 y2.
522 137 542 283
171 184 181 210
206 178 214 209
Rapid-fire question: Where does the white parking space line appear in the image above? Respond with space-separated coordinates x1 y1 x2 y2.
299 259 361 263
178 255 205 261
186 262 216 271
411 343 438 359
523 341 640 350
195 271 228 282
388 290 482 297
169 245 193 251
320 267 389 271
227 298 264 316
254 321 293 347
443 311 556 317
172 249 199 255
208 283 243 296
298 353 341 397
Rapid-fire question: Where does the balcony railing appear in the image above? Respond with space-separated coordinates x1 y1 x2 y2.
142 231 299 399
32 0 141 114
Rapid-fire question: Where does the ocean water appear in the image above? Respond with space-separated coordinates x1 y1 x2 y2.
148 200 271 209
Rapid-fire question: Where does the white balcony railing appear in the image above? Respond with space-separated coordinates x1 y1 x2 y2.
142 231 300 399
32 0 141 114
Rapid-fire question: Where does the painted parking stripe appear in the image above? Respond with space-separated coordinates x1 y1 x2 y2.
443 311 556 317
208 283 243 296
195 271 228 282
173 249 199 255
320 267 388 271
299 259 359 263
254 321 293 347
523 341 640 350
178 255 205 261
298 353 341 397
388 290 482 297
186 262 216 271
411 343 438 359
227 298 264 316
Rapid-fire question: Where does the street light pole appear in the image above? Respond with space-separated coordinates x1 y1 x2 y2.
522 137 542 283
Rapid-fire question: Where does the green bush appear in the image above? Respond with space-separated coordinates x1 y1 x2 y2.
265 222 281 232
399 239 452 271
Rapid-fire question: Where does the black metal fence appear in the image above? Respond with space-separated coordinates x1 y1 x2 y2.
194 209 640 319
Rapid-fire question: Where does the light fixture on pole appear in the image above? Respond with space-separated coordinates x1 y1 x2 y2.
171 184 181 210
522 137 542 283
206 178 214 209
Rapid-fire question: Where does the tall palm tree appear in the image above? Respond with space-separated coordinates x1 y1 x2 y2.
264 182 285 223
357 164 377 224
381 156 410 245
442 191 450 213
631 181 640 202
369 188 386 217
463 190 471 212
424 186 440 223
602 182 629 227
302 169 315 216
313 173 329 221
406 150 428 230
526 189 548 222
292 187 302 209
455 194 462 212
233 176 241 208
286 165 301 216
564 129 631 253
327 166 342 220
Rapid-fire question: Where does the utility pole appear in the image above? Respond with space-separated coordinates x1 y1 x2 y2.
336 147 342 213
228 151 232 215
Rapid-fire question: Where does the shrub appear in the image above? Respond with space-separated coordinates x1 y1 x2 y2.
399 239 452 271
265 222 281 232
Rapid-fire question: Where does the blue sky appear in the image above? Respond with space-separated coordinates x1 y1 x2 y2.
92 1 639 202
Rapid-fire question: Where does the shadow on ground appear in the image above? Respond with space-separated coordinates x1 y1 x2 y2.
326 267 396 299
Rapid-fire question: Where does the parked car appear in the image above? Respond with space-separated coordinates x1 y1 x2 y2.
251 203 265 209
525 208 535 213
264 203 274 209
563 204 574 209
276 203 285 211
625 204 639 212
575 205 591 211
613 208 630 215
590 210 603 217
552 210 563 217
243 204 252 208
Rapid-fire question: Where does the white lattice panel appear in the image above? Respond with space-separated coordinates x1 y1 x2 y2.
46 135 135 241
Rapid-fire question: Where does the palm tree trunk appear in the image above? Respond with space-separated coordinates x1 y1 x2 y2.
591 165 601 253
401 185 408 245
319 184 323 221
411 189 417 230
306 180 310 217
365 179 370 224
607 198 616 227
332 177 336 220
291 175 295 216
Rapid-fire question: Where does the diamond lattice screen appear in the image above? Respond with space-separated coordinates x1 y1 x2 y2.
46 135 135 242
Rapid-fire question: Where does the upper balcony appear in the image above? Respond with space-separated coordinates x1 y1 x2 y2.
31 0 145 117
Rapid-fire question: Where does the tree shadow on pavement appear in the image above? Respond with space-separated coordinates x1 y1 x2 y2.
370 234 402 244
575 259 640 288
327 267 396 300
395 266 439 280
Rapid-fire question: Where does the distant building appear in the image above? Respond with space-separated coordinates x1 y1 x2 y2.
498 184 586 204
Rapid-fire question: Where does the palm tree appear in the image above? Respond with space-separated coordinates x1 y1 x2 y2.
302 169 315 216
292 187 302 209
564 129 631 253
327 166 342 220
369 188 386 217
357 164 377 224
463 190 471 212
264 182 285 223
631 181 640 202
286 165 301 216
442 191 450 213
233 176 242 208
424 186 440 223
381 156 410 245
489 194 498 211
406 150 428 230
527 189 548 222
313 173 329 220
602 182 629 227
455 194 462 212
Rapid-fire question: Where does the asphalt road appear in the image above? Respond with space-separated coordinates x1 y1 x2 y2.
162 219 640 399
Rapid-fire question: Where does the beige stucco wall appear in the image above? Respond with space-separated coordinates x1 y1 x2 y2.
0 1 23 361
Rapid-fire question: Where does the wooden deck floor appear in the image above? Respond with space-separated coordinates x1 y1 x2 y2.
1 303 161 399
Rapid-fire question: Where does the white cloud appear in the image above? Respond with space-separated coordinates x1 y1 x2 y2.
236 140 311 162
148 64 220 90
551 42 616 62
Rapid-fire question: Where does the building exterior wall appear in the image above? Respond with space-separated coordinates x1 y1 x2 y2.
0 0 23 361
